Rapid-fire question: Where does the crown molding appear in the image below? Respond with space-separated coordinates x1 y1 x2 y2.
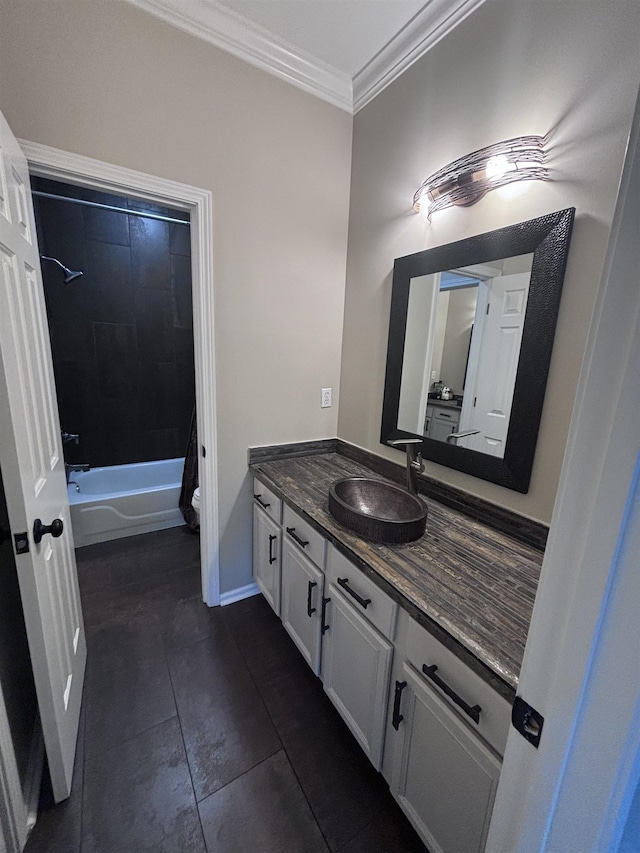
125 0 485 115
353 0 486 113
125 0 353 113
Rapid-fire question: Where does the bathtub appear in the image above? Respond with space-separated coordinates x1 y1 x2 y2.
68 458 186 547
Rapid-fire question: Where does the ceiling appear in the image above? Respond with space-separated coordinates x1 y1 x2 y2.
125 0 486 113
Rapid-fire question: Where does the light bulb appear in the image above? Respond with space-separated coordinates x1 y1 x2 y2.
485 155 512 180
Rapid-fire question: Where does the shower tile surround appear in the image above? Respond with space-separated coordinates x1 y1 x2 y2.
32 177 195 468
250 440 545 700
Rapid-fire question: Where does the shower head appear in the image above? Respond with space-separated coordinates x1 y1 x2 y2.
40 255 83 284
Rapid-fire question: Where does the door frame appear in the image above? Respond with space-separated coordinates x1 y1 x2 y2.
486 84 640 851
19 140 220 607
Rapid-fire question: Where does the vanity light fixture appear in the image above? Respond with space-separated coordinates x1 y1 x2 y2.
413 136 548 219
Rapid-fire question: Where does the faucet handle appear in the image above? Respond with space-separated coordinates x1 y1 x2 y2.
388 438 423 447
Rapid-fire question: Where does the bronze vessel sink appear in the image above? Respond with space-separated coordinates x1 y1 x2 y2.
328 477 427 544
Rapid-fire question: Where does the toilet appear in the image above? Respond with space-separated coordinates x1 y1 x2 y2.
191 486 200 526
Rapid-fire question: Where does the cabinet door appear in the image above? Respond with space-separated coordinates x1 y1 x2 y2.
430 417 457 443
391 663 501 853
281 539 324 675
253 504 281 615
322 584 393 770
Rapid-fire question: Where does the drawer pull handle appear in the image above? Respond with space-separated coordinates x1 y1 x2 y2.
254 494 271 509
337 577 371 610
392 680 407 730
321 596 331 634
307 581 317 617
268 534 277 565
286 527 309 549
422 664 481 724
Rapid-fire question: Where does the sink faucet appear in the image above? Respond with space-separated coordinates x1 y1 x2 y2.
388 438 424 494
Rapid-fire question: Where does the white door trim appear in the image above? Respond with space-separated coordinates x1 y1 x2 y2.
18 140 220 607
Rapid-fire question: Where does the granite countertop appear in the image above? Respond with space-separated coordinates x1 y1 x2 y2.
251 451 542 700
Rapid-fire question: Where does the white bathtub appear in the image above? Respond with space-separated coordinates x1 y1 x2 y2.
68 458 185 547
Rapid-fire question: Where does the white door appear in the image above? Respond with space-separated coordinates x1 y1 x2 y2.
0 110 85 803
459 273 530 456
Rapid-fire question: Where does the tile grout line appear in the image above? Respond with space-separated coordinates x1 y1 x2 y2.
220 605 334 852
175 615 285 806
159 619 209 851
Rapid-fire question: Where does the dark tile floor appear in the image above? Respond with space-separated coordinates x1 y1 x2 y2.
25 526 427 853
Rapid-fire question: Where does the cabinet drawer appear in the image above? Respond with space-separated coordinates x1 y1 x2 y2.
405 619 511 756
253 478 282 524
327 545 397 640
432 407 460 425
283 504 326 569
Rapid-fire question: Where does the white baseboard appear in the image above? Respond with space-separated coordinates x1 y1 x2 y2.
219 582 260 607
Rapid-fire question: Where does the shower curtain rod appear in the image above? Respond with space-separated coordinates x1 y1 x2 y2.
32 190 190 226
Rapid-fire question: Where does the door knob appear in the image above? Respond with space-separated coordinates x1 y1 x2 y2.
33 518 64 544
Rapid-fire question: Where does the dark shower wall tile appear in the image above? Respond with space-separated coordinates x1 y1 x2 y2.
171 254 193 329
140 429 181 462
175 359 196 400
86 241 134 324
136 290 175 360
34 179 195 468
83 206 130 247
170 221 191 256
98 427 145 467
32 177 133 211
94 323 138 398
35 195 88 273
174 327 195 364
100 398 141 436
131 217 170 290
127 198 172 217
45 298 95 362
54 359 101 436
175 396 196 451
138 361 177 429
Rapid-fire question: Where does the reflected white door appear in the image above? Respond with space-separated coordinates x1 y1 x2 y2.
460 273 530 456
0 110 85 802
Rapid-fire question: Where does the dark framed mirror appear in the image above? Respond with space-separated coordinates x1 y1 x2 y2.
381 208 575 493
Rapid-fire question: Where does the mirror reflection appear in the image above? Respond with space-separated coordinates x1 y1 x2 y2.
398 253 533 457
381 208 575 492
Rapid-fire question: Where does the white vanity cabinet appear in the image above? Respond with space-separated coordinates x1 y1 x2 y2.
320 546 397 770
280 505 326 675
250 478 513 851
425 403 461 442
252 478 283 615
388 615 510 853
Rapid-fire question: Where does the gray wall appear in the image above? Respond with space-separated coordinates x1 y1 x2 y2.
339 0 640 524
0 0 352 595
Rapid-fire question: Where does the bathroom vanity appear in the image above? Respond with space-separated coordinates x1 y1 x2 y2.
250 442 543 853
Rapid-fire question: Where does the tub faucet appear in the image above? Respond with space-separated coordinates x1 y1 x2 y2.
388 438 424 494
66 463 90 485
